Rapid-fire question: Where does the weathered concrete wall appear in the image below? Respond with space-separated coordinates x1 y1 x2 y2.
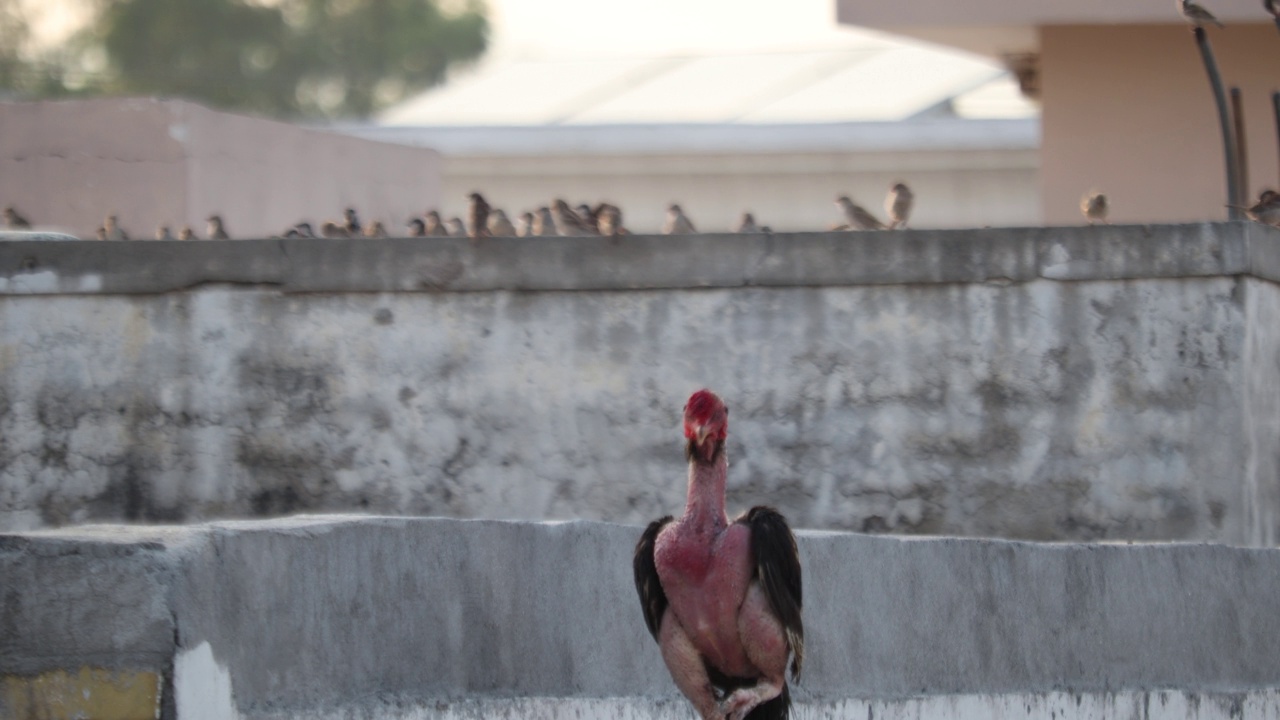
2 224 1280 545
5 517 1280 719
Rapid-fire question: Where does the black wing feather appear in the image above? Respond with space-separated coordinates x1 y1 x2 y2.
633 515 673 641
739 506 804 681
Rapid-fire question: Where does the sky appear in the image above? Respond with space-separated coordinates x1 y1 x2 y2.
20 0 886 61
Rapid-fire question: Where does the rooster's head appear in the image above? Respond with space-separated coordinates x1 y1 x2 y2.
683 389 728 463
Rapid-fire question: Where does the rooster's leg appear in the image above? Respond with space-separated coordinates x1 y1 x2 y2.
657 611 722 720
721 582 789 720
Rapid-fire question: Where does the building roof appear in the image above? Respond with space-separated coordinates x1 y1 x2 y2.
377 40 1036 128
835 0 1274 58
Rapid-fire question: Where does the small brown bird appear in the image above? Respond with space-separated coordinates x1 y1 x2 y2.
885 182 914 230
155 225 173 241
532 207 555 236
103 214 129 240
364 221 388 238
516 211 536 237
423 211 448 237
1232 189 1280 225
552 199 594 236
321 221 351 238
487 208 517 237
835 196 886 231
734 212 759 233
343 208 362 235
282 222 313 239
596 203 626 237
1180 0 1225 28
466 192 491 239
179 225 197 240
662 204 697 235
1081 192 1109 225
4 205 31 229
445 217 466 236
576 203 600 234
207 215 229 240
407 218 427 237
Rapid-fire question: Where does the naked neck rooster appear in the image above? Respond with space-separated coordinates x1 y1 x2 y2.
634 389 804 720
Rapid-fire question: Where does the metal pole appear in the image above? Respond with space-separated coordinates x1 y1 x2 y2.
1231 87 1250 205
1194 27 1242 219
1273 91 1280 189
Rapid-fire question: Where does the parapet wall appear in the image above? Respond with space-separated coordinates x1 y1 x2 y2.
2 224 1280 545
4 517 1280 719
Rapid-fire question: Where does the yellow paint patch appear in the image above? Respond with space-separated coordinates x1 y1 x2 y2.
1 668 160 720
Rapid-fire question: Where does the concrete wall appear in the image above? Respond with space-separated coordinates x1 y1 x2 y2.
0 98 443 239
1040 24 1280 226
2 224 1280 546
5 516 1280 719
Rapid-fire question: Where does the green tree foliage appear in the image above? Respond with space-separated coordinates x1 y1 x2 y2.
1 0 487 119
283 0 488 117
100 0 297 115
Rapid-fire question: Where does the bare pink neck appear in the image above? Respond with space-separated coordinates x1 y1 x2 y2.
683 450 729 529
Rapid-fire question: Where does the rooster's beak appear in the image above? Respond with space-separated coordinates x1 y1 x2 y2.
695 425 710 446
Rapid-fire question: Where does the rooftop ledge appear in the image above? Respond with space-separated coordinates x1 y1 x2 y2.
0 223 1273 297
5 516 1280 719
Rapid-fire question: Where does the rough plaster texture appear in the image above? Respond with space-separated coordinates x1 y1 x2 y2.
5 517 1280 719
2 224 1280 545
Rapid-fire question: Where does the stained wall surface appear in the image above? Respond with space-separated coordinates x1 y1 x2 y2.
1 224 1279 545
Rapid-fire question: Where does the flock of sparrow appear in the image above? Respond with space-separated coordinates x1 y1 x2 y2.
5 183 1280 239
2 1 1276 239
0 184 919 240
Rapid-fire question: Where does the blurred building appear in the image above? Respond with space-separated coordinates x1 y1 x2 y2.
349 42 1041 233
839 0 1280 224
0 98 443 240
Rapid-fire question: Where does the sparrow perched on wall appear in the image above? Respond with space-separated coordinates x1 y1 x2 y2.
1180 0 1225 27
423 210 448 237
407 217 427 237
487 208 517 237
532 207 555 236
103 214 129 240
516 211 535 237
155 226 173 241
552 199 594 236
467 192 491 239
321 221 351 238
662 204 697 235
207 215 230 240
835 196 886 230
342 208 362 236
364 221 388 238
885 182 914 230
445 217 467 236
596 203 626 237
178 226 197 240
734 212 759 233
576 203 600 234
1232 189 1280 225
1081 192 1109 224
282 222 314 239
3 205 31 229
